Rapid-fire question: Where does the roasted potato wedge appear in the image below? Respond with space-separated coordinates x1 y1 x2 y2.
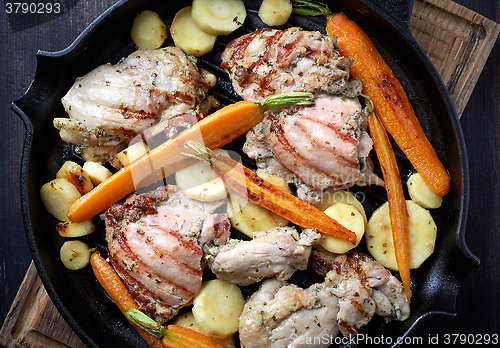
56 219 95 238
82 161 112 185
56 160 94 195
175 149 229 202
40 178 81 221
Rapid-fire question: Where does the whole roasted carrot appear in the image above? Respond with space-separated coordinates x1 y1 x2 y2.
126 309 226 348
326 12 449 196
367 112 411 300
184 141 357 244
90 251 163 348
67 92 313 222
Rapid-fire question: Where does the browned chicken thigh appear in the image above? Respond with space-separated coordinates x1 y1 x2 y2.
55 47 216 167
239 251 410 348
102 185 230 323
221 27 382 204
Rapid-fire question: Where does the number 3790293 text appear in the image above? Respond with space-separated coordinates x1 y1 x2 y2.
6 2 61 14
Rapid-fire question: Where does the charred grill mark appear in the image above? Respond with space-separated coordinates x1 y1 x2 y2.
272 119 350 187
308 249 337 276
213 215 231 239
221 28 273 69
157 90 197 106
276 34 301 69
299 115 357 145
271 121 307 179
223 29 285 93
110 255 193 317
291 118 359 171
110 225 201 301
121 107 157 120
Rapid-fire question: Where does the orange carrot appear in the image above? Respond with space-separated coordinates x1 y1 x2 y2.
367 112 411 300
162 326 226 348
326 12 449 196
90 251 163 348
67 93 313 222
184 141 357 244
126 309 226 348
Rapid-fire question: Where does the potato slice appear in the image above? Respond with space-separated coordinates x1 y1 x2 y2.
175 149 229 202
317 202 365 254
258 0 293 26
226 171 290 238
170 6 217 56
56 161 94 195
191 0 246 36
40 178 81 221
82 161 112 185
315 189 367 225
174 311 236 347
407 172 443 209
192 279 245 339
366 200 437 270
56 219 95 238
60 240 91 270
116 141 149 167
131 10 167 50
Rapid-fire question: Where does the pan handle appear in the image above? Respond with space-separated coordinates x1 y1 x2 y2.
366 0 415 28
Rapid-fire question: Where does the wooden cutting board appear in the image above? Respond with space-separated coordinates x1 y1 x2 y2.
1 1 499 347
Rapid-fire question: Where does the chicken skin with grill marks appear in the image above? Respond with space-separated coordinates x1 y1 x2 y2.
221 27 382 204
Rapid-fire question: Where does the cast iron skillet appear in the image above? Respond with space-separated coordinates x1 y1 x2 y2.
14 0 478 347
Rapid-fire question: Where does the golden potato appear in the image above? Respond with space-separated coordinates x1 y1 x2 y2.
191 0 246 35
259 0 293 26
170 6 217 56
40 178 81 221
56 160 93 195
131 10 167 50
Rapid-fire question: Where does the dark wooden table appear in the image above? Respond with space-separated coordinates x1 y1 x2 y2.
1 0 499 346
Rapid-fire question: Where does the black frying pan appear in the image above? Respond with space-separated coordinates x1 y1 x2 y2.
13 0 478 347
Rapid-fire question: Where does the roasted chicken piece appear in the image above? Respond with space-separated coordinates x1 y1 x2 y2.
203 227 322 286
309 250 410 327
102 185 230 323
55 47 216 167
221 27 381 204
221 27 354 102
239 251 410 347
239 278 340 348
102 185 318 323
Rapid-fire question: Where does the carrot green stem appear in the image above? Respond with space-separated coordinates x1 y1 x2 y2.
260 92 313 111
291 0 331 17
126 309 168 338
